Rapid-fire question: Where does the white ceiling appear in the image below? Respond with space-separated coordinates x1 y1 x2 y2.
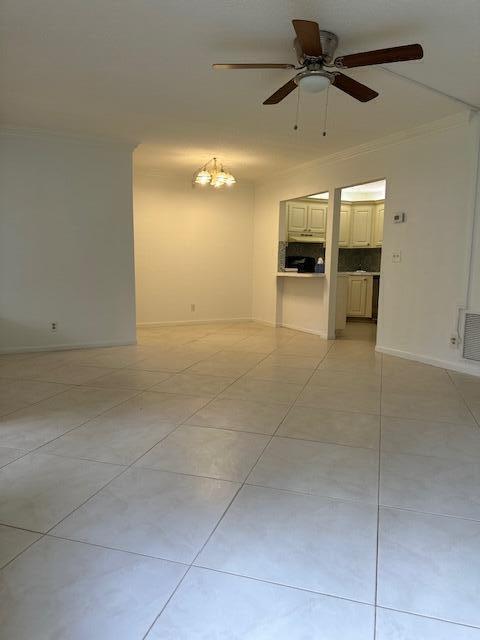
341 180 386 200
299 179 386 200
2 0 479 182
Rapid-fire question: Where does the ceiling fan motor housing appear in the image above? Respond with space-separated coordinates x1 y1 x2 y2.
295 30 339 65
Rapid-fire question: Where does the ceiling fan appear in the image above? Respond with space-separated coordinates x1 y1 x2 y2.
213 19 423 104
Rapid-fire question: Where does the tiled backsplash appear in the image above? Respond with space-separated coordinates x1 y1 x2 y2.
278 242 381 272
338 248 381 272
277 241 287 271
286 242 326 262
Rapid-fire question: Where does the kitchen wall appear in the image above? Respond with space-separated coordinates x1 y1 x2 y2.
0 130 137 352
134 171 254 325
252 112 480 373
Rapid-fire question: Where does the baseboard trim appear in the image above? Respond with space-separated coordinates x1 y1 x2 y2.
250 318 278 328
375 344 480 377
279 322 328 338
136 317 252 328
0 338 137 355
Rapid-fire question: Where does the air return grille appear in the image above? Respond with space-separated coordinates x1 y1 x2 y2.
462 312 480 362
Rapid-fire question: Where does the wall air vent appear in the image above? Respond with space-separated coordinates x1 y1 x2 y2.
462 312 480 362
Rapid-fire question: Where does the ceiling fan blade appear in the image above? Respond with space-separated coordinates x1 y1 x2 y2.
292 19 322 57
332 73 379 102
335 44 423 68
263 78 298 104
212 63 295 70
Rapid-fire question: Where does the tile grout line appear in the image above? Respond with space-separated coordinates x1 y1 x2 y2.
373 350 384 640
140 335 335 638
2 331 294 574
1 326 391 638
446 369 480 431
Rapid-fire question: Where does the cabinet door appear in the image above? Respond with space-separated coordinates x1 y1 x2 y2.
347 276 368 316
351 205 373 247
339 205 351 247
336 276 348 331
308 204 327 235
372 203 384 247
287 203 308 233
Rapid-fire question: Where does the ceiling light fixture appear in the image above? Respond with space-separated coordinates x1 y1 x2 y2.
295 71 331 93
193 157 237 189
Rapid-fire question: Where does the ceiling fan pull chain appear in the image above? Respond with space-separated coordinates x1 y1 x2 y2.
322 85 330 136
293 88 301 131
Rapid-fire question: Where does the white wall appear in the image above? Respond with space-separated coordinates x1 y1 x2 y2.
0 131 137 352
252 112 480 372
134 171 254 325
278 279 328 335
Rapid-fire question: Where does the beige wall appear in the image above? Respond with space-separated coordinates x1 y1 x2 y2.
134 172 254 325
252 113 480 373
0 131 137 352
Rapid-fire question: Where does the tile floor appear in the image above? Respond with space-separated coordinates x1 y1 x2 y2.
0 321 480 639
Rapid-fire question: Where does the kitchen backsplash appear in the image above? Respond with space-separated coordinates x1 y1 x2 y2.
286 242 326 262
338 248 381 272
277 241 287 271
279 242 381 272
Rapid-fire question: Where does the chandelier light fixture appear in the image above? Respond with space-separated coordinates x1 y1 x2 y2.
193 157 236 188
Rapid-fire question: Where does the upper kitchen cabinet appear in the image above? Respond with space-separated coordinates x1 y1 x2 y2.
285 199 383 246
372 202 384 247
308 203 327 234
339 204 351 247
350 204 373 247
287 200 327 241
287 202 309 233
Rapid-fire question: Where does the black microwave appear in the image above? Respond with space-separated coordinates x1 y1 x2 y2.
285 255 316 273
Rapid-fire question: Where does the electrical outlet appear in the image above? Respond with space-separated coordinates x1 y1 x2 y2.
392 251 402 263
50 322 58 332
450 334 458 347
190 304 196 312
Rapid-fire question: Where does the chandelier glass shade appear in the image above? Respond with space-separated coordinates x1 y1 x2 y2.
193 157 236 188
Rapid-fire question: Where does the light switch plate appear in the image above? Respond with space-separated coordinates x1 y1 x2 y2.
392 251 401 263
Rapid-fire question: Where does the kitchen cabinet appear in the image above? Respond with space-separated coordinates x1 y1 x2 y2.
347 275 373 317
339 204 351 247
308 203 327 235
286 199 383 247
287 201 327 239
372 203 384 247
351 205 373 247
336 275 349 330
287 202 309 233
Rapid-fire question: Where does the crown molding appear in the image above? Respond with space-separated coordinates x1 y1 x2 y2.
0 126 138 151
257 111 471 187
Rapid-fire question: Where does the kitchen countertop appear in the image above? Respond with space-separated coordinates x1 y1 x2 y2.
338 271 380 276
277 272 325 278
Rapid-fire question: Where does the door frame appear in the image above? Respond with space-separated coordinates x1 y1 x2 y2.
326 178 387 340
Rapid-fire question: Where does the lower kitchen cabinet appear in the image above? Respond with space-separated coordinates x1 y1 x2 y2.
347 275 373 318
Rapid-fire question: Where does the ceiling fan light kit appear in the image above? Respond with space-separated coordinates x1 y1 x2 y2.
213 19 423 106
295 70 331 93
193 157 236 189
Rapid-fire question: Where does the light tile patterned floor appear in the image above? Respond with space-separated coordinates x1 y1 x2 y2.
0 321 480 639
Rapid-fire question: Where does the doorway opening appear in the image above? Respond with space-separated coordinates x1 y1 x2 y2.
275 191 330 336
334 179 386 344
